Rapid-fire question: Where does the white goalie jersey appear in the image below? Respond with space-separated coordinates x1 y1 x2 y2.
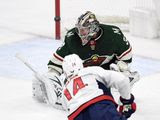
62 66 131 118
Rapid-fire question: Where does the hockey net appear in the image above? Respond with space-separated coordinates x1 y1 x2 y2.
60 0 156 37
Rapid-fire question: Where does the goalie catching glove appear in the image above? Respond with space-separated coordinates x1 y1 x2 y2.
119 94 136 118
110 61 140 87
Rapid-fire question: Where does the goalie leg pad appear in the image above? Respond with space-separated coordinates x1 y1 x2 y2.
32 79 49 103
42 73 65 110
33 73 65 110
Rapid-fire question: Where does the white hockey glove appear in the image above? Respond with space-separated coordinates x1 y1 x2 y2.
110 61 140 87
110 61 129 72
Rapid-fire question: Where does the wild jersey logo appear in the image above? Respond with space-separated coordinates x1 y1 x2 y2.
112 28 121 35
92 55 99 62
57 42 65 51
66 31 74 38
83 54 106 67
112 28 129 45
123 36 129 45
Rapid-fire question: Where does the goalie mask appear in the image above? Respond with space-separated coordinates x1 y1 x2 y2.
75 11 100 45
62 54 83 79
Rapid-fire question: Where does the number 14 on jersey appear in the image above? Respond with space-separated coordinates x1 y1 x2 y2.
64 77 87 101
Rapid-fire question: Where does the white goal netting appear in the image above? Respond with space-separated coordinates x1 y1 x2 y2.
60 0 156 36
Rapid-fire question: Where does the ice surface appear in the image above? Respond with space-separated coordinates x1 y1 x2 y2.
0 38 160 120
0 0 160 119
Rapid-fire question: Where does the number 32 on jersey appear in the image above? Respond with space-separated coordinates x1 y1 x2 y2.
64 76 87 101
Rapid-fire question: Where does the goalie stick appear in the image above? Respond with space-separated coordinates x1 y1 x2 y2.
15 53 51 103
15 53 62 87
15 53 62 88
15 53 64 109
15 53 37 74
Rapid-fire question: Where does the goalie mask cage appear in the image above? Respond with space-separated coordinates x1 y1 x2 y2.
55 0 156 39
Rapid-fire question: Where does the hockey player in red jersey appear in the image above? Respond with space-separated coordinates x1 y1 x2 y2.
37 54 136 120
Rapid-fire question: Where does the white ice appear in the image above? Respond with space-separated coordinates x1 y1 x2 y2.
0 0 160 120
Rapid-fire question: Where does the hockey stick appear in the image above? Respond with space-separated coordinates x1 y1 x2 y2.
15 53 48 83
15 53 61 82
15 53 51 83
15 53 62 85
15 53 63 95
15 53 55 104
15 53 64 109
15 53 37 74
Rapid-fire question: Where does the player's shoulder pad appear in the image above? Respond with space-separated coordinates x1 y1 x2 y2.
100 24 122 35
78 66 104 76
65 28 77 38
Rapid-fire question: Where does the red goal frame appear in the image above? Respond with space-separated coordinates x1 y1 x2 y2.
55 0 61 40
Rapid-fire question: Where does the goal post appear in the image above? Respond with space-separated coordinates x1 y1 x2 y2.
55 0 61 40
